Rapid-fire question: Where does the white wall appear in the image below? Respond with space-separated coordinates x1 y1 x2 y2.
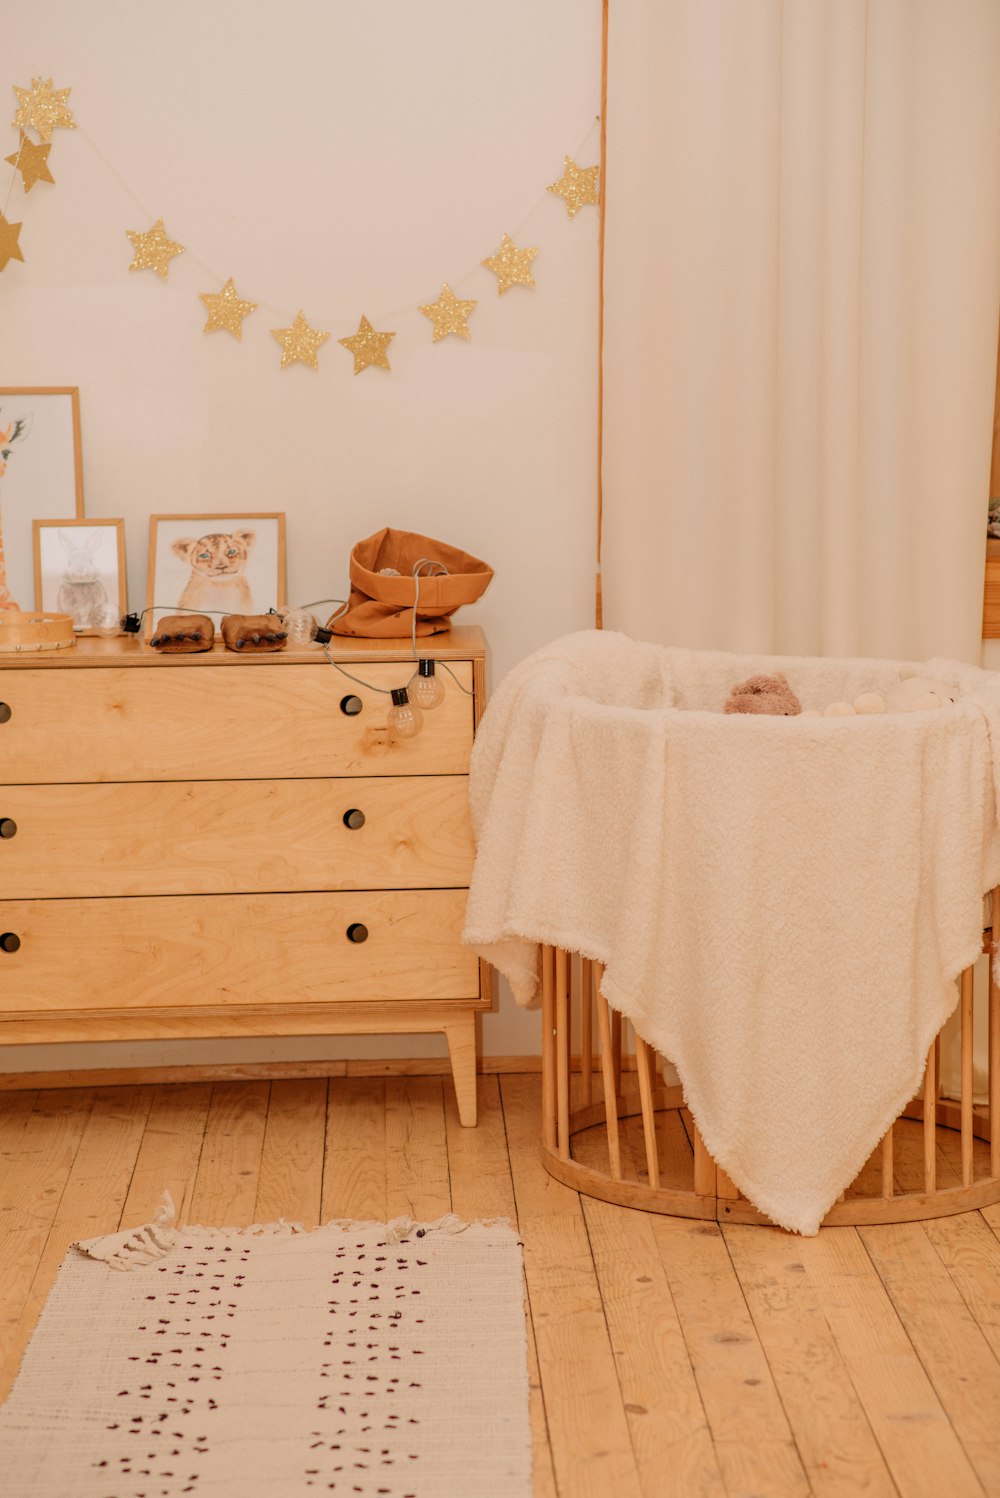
1 0 602 1070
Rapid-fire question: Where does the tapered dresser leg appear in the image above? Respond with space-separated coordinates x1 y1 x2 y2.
445 1013 478 1126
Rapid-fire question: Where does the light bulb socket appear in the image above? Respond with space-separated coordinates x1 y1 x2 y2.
390 687 410 707
417 659 436 677
314 626 334 645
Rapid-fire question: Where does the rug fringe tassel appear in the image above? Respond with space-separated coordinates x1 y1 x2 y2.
76 1190 179 1271
76 1193 512 1270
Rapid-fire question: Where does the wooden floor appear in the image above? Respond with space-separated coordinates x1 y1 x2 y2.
3 1074 1000 1496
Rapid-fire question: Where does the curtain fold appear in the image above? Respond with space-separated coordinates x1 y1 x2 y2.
602 0 1000 662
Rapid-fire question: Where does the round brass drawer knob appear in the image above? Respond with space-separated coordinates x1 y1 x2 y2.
0 703 11 724
346 923 369 944
340 695 363 716
343 808 366 830
0 818 16 839
0 932 21 953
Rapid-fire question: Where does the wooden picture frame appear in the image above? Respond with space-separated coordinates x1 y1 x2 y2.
0 387 84 612
145 512 287 639
33 517 126 633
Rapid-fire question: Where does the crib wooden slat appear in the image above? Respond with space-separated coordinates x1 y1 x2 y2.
541 944 556 1152
923 1041 937 1195
692 1124 716 1199
717 1167 740 1201
633 1034 660 1189
881 1127 894 1199
595 990 623 1181
555 947 570 1160
611 1008 623 1098
581 957 594 1106
961 965 974 1186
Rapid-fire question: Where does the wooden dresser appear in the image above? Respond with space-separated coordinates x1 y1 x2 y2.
0 627 490 1124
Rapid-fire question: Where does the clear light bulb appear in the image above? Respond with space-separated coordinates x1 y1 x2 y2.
410 658 445 710
282 608 317 646
90 601 122 637
388 686 423 739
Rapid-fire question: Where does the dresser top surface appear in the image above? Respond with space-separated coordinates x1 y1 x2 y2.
0 624 486 669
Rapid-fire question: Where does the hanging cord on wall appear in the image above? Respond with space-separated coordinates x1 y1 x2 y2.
69 115 602 329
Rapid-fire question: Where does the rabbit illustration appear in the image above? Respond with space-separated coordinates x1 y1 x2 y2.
56 529 108 628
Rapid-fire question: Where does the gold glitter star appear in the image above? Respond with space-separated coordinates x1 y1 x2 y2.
126 219 185 279
199 277 257 338
482 233 538 294
338 314 395 374
5 132 54 192
271 310 330 370
418 283 477 343
0 214 25 272
11 78 75 143
547 156 600 218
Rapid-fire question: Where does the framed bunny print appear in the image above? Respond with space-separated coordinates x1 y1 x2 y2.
145 513 286 639
33 517 126 632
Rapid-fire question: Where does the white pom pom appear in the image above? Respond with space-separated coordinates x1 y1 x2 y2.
899 665 919 681
853 693 885 715
911 692 944 711
825 701 856 717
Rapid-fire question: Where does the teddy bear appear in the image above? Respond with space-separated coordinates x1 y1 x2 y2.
724 672 802 715
821 667 958 717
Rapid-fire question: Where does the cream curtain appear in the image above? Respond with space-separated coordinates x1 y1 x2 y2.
601 0 1000 662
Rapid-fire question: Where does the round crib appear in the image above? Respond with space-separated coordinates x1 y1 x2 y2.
539 924 1000 1228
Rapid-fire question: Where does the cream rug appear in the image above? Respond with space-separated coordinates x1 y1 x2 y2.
0 1196 532 1497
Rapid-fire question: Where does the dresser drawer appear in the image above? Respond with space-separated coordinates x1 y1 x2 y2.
0 663 474 782
0 776 474 897
0 889 480 1012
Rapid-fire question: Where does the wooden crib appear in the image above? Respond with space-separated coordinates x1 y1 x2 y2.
539 906 1000 1227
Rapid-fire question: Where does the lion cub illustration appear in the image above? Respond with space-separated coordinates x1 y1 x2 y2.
172 530 256 614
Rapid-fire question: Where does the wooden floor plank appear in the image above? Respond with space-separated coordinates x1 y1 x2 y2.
446 1077 558 1498
322 1076 388 1223
0 1090 40 1151
2 1086 151 1400
860 1220 1000 1492
573 1127 725 1498
0 1089 96 1399
723 1225 896 1497
923 1209 1000 1362
798 1225 984 1497
187 1080 269 1228
385 1076 451 1222
118 1080 213 1230
445 1073 516 1222
254 1077 327 1228
502 1073 643 1498
651 1215 810 1497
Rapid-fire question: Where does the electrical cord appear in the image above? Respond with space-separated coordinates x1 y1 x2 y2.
127 570 476 702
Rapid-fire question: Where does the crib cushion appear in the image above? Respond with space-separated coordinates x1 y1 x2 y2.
463 630 1000 1234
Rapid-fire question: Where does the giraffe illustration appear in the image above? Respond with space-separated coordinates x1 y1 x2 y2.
0 410 33 611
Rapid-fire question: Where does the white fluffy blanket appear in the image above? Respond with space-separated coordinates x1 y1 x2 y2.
463 631 1000 1235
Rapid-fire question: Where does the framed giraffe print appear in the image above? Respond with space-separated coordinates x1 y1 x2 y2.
0 388 84 612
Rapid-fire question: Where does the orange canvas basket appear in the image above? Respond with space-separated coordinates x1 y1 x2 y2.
329 527 493 638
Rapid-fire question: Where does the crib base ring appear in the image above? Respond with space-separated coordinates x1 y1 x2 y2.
539 944 1000 1231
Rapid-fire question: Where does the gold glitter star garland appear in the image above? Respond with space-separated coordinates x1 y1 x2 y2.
1 76 75 273
2 74 600 367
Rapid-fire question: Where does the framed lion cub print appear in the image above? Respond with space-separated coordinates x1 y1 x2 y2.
145 513 286 639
